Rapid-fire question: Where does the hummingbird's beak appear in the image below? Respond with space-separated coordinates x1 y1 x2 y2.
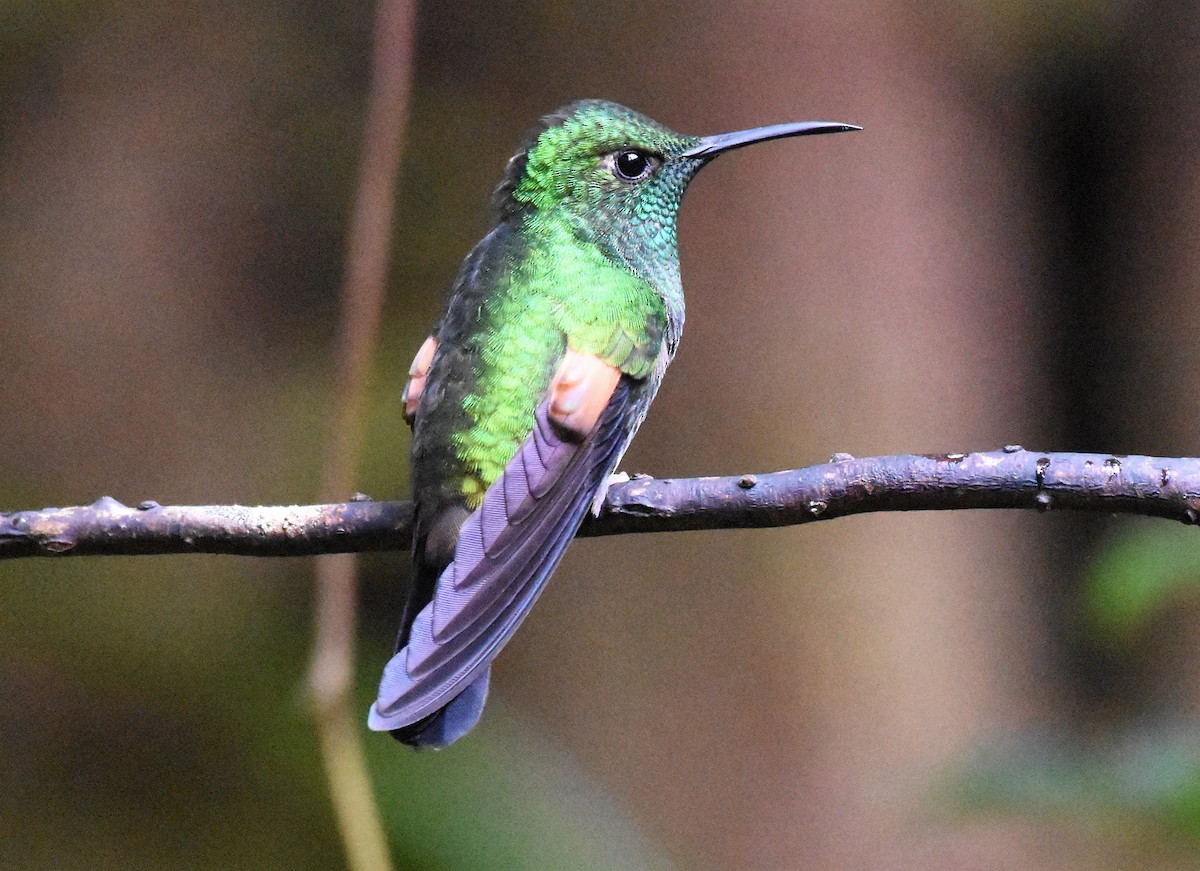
681 121 861 159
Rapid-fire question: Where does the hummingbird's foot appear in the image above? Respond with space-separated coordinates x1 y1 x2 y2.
589 471 632 516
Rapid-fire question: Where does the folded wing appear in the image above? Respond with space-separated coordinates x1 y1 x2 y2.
370 355 639 744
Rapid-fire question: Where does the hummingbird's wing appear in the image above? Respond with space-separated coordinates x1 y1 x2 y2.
369 354 645 744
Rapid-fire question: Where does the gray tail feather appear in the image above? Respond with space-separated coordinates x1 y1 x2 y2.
390 666 491 749
384 507 475 748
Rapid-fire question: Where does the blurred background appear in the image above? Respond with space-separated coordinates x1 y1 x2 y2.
4 1 1200 868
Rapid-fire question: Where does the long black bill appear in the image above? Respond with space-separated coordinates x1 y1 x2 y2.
682 121 861 159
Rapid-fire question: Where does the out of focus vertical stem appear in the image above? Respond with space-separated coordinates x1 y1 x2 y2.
307 1 416 869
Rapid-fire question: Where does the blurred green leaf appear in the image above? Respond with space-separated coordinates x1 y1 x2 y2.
1085 523 1200 641
939 724 1200 843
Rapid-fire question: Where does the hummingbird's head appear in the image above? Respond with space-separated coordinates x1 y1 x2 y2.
492 100 858 296
492 100 700 224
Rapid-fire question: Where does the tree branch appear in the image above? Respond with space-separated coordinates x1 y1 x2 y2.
4 448 1198 560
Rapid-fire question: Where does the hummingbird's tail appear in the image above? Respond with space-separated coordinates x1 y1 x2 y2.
390 666 490 748
386 506 484 749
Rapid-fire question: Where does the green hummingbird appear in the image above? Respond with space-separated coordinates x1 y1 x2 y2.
369 100 858 748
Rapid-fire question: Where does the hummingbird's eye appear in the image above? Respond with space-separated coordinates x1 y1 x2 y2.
612 149 657 182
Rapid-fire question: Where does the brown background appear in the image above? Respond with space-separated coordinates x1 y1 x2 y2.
3 2 1200 868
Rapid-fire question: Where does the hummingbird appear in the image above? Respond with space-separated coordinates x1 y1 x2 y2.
369 100 858 748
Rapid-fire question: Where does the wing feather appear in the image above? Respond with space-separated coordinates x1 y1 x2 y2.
369 378 637 738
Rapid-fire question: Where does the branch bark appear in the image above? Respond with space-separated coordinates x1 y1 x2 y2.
4 448 1198 560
